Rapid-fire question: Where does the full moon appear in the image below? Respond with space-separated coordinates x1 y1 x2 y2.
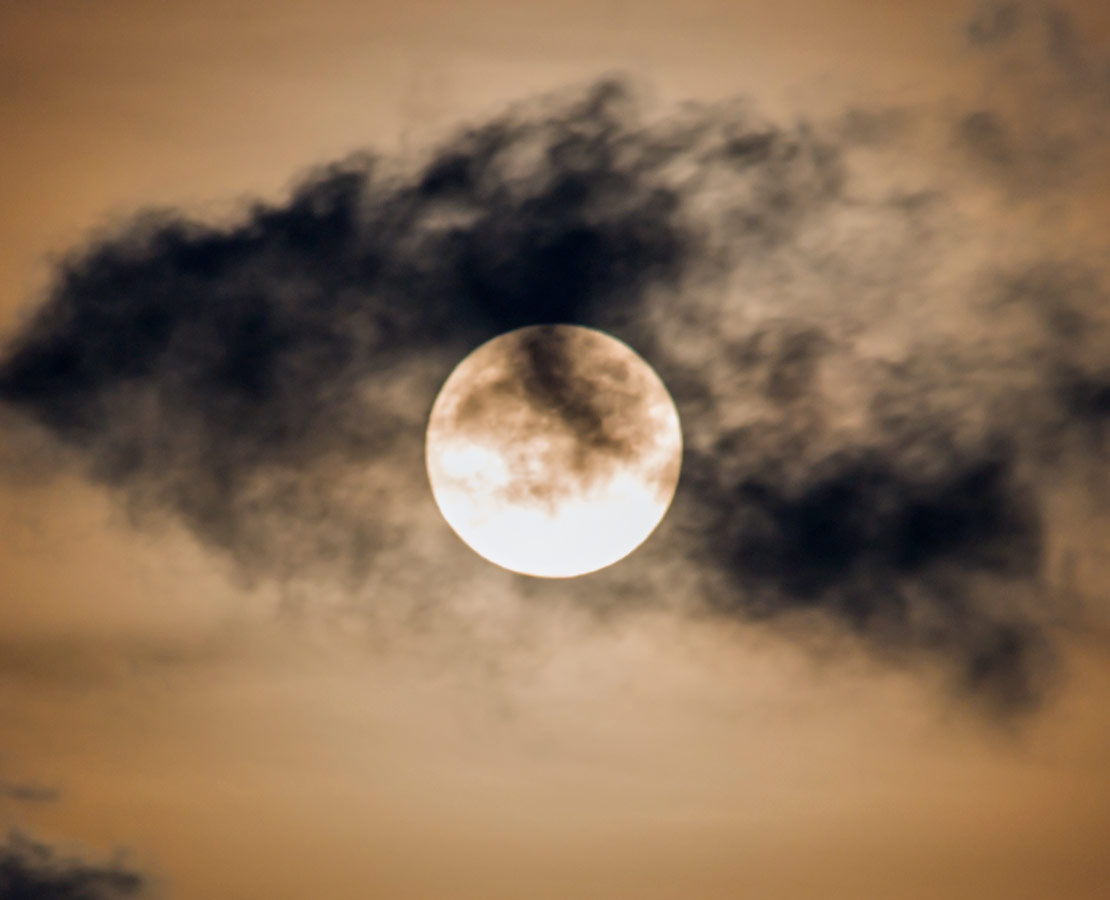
425 325 683 578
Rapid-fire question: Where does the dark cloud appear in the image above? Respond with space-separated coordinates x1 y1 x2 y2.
512 326 625 453
967 1 1024 45
0 832 146 900
450 325 636 457
1058 366 1110 443
989 261 1110 454
0 80 691 582
2 5 1108 713
681 436 1049 713
956 1 1110 193
957 110 1015 168
446 325 666 491
0 783 58 806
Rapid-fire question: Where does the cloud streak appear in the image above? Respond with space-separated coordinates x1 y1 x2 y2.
0 783 59 806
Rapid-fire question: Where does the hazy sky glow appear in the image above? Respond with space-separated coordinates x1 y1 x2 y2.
1 2 1109 899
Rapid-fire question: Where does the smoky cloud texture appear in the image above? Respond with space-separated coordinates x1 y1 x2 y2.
0 833 146 900
2 1 1108 713
442 324 672 507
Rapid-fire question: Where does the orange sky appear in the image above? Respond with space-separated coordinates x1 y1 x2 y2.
1 2 1109 899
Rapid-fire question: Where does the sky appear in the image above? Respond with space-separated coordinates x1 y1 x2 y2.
0 1 1109 898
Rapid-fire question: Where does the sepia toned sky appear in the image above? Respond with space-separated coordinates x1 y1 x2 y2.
1 1 1109 899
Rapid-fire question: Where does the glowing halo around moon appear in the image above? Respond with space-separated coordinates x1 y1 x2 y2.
425 325 683 578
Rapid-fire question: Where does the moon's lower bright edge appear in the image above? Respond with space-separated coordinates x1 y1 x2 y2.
425 325 683 578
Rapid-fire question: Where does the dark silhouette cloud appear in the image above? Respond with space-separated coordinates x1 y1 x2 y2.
1 5 1108 714
682 437 1048 713
0 81 692 582
0 833 146 900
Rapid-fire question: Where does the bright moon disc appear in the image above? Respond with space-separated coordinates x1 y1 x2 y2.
426 325 683 578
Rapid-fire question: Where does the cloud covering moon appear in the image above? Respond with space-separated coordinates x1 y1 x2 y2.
426 325 682 577
0 4 1108 717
